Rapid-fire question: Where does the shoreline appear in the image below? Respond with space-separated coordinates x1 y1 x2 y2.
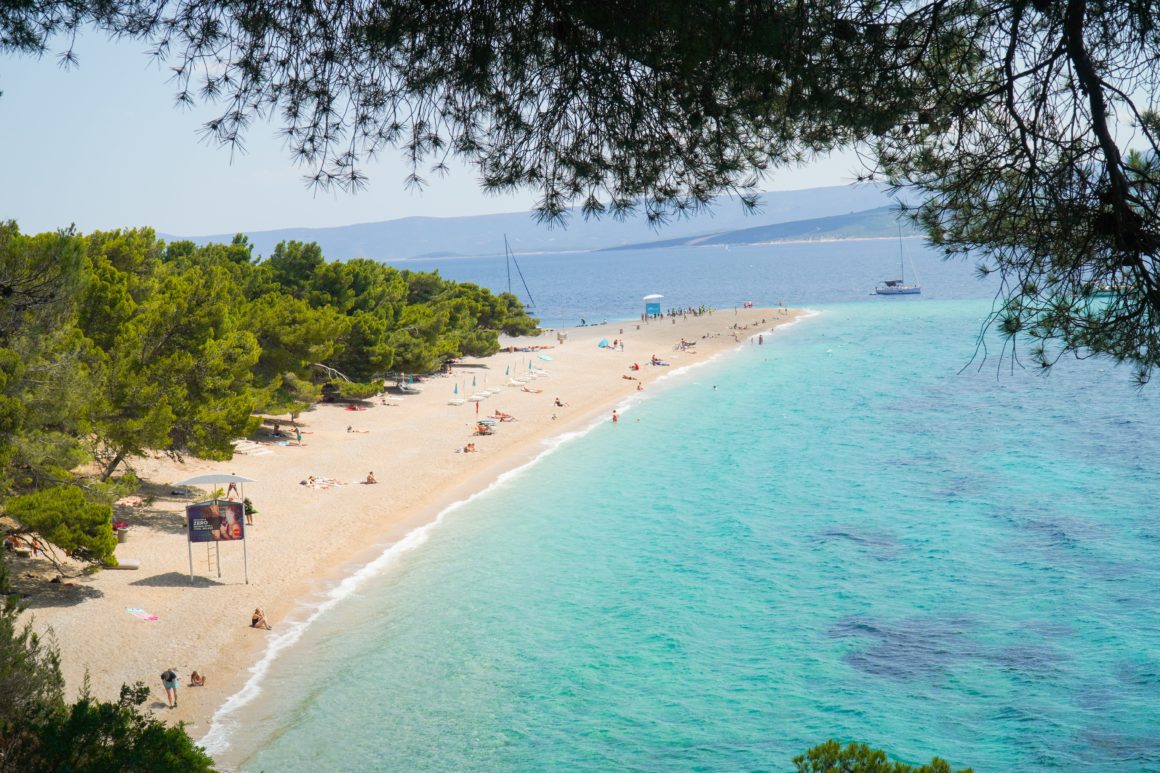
20 307 806 755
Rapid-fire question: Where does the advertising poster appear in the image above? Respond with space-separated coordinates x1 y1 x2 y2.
187 500 246 543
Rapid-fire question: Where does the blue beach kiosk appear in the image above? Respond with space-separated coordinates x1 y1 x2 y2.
643 293 663 318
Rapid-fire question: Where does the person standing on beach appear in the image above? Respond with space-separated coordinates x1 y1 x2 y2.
612 410 619 424
160 669 179 708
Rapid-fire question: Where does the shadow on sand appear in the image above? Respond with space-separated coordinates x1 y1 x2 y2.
19 580 104 609
129 572 224 589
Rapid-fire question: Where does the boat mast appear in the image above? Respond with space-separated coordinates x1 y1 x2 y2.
898 224 905 282
505 234 512 295
504 235 536 309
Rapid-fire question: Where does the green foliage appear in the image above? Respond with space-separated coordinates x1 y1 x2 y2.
331 311 395 382
1 553 215 771
5 487 117 566
5 681 217 773
0 223 93 492
794 740 972 773
2 557 215 766
267 240 325 297
245 293 348 390
0 554 65 762
329 380 384 400
81 250 264 477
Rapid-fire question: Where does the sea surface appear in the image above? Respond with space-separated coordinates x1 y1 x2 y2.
209 242 1160 771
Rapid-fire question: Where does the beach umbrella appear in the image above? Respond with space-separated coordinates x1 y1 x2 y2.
176 473 256 486
453 383 459 394
505 365 510 376
538 354 553 361
472 375 477 387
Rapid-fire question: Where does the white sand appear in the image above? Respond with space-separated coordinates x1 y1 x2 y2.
21 307 802 738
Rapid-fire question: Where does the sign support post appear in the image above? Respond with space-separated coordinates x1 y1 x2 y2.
240 484 249 584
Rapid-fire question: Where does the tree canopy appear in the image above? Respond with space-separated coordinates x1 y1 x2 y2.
0 222 536 563
4 0 1157 379
794 740 973 773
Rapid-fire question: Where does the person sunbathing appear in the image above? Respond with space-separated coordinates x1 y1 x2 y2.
554 397 569 407
365 472 378 484
521 386 543 393
251 608 272 630
475 423 494 435
494 410 514 421
463 443 478 453
190 670 207 687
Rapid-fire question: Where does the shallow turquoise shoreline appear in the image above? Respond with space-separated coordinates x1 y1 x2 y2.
220 300 1160 772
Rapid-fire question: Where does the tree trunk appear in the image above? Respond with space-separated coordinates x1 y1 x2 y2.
99 451 125 482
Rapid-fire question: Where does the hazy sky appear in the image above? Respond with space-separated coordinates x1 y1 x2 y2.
2 35 862 237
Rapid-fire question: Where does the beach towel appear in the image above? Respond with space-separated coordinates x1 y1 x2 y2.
127 607 159 621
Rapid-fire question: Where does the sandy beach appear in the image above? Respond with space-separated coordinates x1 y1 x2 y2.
18 307 802 742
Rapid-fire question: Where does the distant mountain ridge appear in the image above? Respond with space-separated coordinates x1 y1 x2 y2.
602 206 916 251
166 184 904 260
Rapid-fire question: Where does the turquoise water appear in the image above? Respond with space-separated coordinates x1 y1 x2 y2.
219 300 1160 772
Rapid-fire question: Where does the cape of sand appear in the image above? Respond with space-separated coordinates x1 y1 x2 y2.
19 307 803 740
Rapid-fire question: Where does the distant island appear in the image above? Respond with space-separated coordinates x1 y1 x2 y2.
165 183 912 262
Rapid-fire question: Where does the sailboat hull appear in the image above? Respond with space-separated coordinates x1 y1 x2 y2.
875 284 921 295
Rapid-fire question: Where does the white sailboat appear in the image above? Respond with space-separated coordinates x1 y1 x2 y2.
875 228 921 295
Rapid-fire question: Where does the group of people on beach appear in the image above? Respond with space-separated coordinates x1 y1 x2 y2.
159 668 207 709
3 533 46 557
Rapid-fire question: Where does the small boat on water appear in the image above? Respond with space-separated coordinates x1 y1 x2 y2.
875 227 921 295
875 278 921 295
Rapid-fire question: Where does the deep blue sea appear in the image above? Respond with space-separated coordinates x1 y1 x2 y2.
208 241 1160 771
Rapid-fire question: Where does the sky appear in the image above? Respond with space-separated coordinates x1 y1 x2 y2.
1 35 862 237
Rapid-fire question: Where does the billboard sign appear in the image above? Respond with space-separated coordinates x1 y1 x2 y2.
186 499 245 543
